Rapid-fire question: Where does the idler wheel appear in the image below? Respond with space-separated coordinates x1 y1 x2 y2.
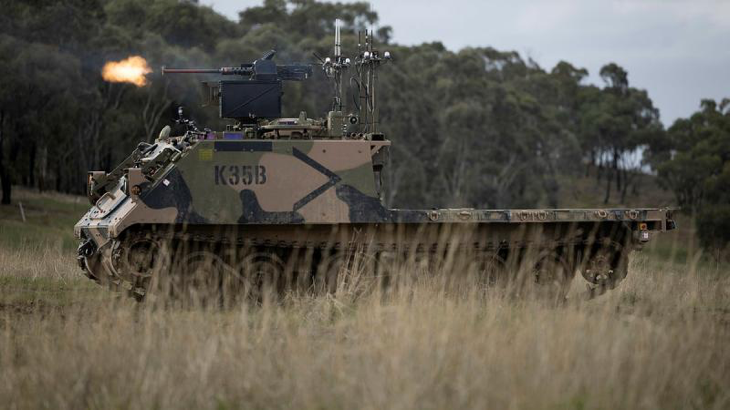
581 242 628 287
581 242 630 299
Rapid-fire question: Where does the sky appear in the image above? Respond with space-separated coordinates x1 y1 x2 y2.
199 0 730 126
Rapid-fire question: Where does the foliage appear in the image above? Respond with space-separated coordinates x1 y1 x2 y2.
651 99 730 258
0 0 694 214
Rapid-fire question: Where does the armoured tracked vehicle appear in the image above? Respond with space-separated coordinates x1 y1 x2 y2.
75 24 676 301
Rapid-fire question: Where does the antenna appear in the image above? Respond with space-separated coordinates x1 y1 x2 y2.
322 19 350 112
321 19 391 135
335 19 341 58
353 27 391 134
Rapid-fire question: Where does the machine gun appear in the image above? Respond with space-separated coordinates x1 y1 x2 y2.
162 51 312 123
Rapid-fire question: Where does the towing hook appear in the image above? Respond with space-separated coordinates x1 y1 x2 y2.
78 239 96 258
76 239 97 271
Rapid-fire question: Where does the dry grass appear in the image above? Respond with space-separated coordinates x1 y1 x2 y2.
1 243 729 410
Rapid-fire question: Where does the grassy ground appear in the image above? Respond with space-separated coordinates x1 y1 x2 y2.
0 188 728 409
0 188 87 252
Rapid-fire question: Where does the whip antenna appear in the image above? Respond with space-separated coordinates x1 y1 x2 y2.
335 19 341 58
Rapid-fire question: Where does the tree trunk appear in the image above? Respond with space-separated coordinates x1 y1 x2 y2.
631 173 641 196
142 81 172 143
37 143 47 192
55 159 62 192
620 170 629 204
0 110 9 205
28 140 36 188
603 161 613 204
586 149 595 177
620 166 640 205
613 150 621 193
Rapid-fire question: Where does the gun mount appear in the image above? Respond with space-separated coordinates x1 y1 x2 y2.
162 51 312 123
162 21 391 138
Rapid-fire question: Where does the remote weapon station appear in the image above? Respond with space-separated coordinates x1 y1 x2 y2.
75 21 676 301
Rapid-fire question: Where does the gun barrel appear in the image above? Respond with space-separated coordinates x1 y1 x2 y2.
162 67 253 76
160 60 310 81
162 68 221 74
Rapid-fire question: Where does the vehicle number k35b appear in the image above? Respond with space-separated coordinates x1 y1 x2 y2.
214 165 267 185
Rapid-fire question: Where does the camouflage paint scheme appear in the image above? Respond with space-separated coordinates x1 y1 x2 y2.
73 122 677 305
75 134 674 252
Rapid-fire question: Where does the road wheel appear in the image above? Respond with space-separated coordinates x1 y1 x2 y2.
467 253 508 288
163 251 233 307
238 252 285 302
315 251 379 295
526 251 574 301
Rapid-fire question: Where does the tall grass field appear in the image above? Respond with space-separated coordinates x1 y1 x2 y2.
1 189 728 409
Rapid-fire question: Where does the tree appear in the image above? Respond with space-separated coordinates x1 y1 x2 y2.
580 63 662 204
0 35 85 203
696 161 730 261
653 99 730 258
